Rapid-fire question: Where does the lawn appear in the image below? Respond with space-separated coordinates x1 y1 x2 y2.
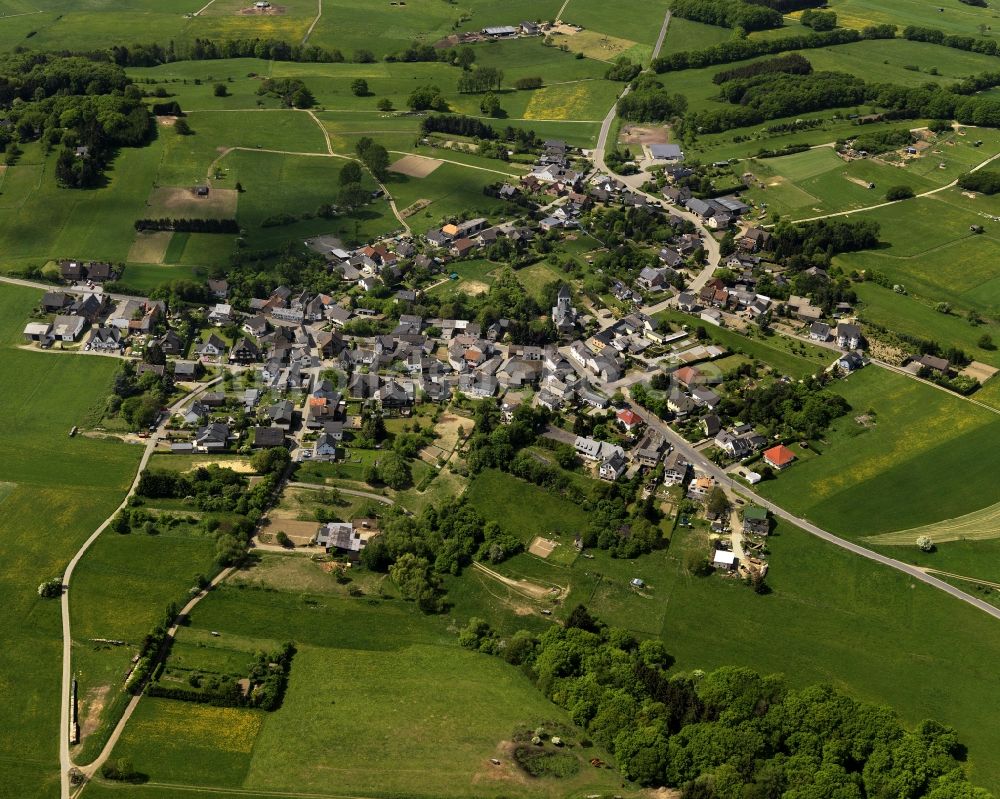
103 584 623 798
429 257 500 297
516 261 563 302
0 285 142 798
757 367 1000 536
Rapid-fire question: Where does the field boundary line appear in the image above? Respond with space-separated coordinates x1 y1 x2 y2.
59 376 226 799
192 0 218 16
782 148 1000 225
921 568 1000 591
387 150 520 178
301 0 321 44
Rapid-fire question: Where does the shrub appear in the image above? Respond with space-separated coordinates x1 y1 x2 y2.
885 185 914 201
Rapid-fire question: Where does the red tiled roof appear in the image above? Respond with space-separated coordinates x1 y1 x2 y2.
617 409 641 426
763 444 795 467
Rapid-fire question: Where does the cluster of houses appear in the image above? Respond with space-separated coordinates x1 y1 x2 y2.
23 289 165 350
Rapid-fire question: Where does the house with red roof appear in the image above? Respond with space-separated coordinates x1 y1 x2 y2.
616 408 643 432
674 365 701 387
763 444 796 470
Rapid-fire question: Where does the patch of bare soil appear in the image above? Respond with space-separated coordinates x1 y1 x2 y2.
156 115 177 127
400 198 431 218
472 741 532 787
390 154 442 178
619 124 670 145
147 186 238 218
79 685 110 741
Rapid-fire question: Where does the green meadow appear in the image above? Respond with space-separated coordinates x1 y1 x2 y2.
101 584 622 799
836 192 1000 316
0 286 141 799
855 281 1000 369
757 367 1000 536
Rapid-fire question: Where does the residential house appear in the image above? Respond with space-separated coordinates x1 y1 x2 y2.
253 426 285 448
157 329 184 356
313 432 339 460
229 338 261 365
809 322 831 342
763 444 796 470
839 351 864 372
194 422 231 452
836 323 862 350
458 372 499 398
41 291 70 313
637 266 668 292
87 326 124 352
663 450 690 485
59 260 86 282
173 360 201 380
599 451 627 481
266 399 296 430
208 278 229 299
616 408 643 433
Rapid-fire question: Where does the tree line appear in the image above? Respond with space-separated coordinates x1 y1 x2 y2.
459 608 989 796
686 64 1000 134
902 24 1000 56
134 218 240 233
670 0 784 31
712 52 813 84
652 26 894 72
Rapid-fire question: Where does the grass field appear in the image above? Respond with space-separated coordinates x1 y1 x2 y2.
388 162 511 227
465 469 593 542
103 583 622 798
836 192 1000 316
0 285 141 799
445 516 1000 793
828 0 996 35
855 281 1000 369
757 367 1000 536
516 260 563 301
865 500 1000 545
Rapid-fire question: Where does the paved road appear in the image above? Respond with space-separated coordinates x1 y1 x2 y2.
1 274 137 303
59 376 224 798
589 9 722 296
621 389 1000 622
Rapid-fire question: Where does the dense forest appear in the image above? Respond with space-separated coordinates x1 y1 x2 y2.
0 54 150 187
461 610 990 797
